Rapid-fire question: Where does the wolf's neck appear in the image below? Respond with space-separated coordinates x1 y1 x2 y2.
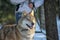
16 27 33 40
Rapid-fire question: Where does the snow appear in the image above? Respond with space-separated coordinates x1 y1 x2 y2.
34 21 46 40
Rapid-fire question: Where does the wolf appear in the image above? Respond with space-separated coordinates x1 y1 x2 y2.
1 10 36 40
16 10 36 40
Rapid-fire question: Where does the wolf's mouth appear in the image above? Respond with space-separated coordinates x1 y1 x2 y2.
26 24 33 29
21 29 28 31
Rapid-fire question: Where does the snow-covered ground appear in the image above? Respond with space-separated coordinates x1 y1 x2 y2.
34 22 46 40
34 33 46 40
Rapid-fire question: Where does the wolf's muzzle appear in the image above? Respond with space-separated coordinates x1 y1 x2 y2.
26 22 34 29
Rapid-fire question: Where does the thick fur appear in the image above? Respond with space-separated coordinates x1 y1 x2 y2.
0 10 36 40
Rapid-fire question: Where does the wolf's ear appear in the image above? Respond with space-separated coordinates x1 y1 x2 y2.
22 11 27 16
30 10 34 16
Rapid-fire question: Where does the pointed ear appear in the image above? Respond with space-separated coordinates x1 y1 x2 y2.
30 10 34 16
22 11 27 16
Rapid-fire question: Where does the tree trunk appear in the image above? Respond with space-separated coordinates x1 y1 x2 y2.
44 0 59 40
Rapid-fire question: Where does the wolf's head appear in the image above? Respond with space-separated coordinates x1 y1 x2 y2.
18 10 36 29
17 10 36 38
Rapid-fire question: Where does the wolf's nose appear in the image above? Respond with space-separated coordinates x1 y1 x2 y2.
32 22 34 25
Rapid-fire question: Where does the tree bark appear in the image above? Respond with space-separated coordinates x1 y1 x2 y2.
44 0 59 40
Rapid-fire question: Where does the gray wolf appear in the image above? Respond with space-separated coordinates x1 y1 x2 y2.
16 10 36 40
0 10 36 40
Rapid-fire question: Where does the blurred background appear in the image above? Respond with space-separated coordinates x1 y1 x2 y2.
0 0 59 40
0 0 15 24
